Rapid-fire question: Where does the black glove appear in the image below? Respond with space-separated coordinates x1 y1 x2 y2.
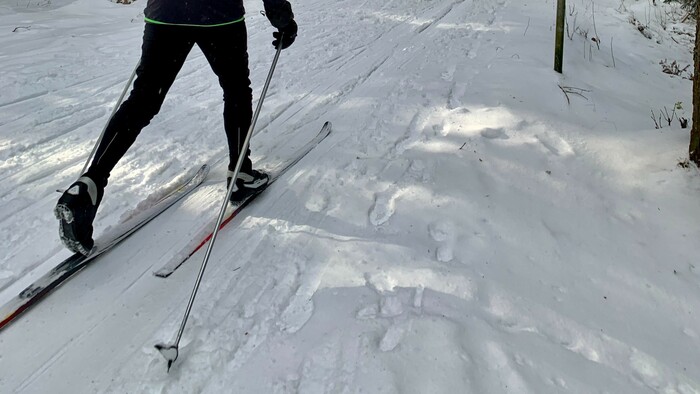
264 0 294 29
272 20 297 50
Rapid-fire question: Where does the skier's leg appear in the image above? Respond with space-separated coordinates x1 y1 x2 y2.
86 23 194 186
197 22 254 174
56 24 193 255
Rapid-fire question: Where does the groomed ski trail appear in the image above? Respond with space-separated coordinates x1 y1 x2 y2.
2 0 513 391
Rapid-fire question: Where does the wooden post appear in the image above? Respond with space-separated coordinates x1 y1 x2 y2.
554 0 566 73
691 3 700 165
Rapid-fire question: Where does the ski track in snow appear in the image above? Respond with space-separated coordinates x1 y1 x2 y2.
2 0 700 392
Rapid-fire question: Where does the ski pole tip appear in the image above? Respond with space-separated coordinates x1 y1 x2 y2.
155 343 179 372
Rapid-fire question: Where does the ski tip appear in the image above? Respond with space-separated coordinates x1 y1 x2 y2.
152 270 172 278
197 164 210 177
0 312 16 332
316 121 332 139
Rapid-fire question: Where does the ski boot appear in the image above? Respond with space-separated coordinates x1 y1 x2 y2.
227 168 269 203
54 176 104 256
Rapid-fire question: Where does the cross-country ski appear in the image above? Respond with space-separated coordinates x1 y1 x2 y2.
154 121 331 278
0 165 208 331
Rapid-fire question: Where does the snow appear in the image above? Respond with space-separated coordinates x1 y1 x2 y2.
1 0 699 392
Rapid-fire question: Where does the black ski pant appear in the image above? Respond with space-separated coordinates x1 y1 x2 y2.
86 22 253 187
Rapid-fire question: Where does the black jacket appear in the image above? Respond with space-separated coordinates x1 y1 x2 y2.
145 0 293 28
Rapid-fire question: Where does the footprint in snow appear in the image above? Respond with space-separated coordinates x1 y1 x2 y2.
683 327 698 339
279 296 315 334
407 159 432 183
369 190 398 226
356 304 379 320
480 127 509 140
429 220 455 263
305 191 330 213
0 270 12 280
413 286 424 308
379 320 411 352
535 132 574 157
441 65 456 81
380 295 404 317
433 122 449 137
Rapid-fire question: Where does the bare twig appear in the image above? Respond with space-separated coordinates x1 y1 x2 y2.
610 36 616 67
591 1 601 49
681 11 691 23
616 0 627 13
661 106 676 126
559 85 591 105
524 17 530 36
566 15 576 40
559 85 571 105
660 59 691 78
650 109 661 129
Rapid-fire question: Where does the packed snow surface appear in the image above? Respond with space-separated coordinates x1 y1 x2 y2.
1 0 699 392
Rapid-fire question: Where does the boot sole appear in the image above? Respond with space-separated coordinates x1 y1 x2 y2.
230 178 269 203
54 204 93 256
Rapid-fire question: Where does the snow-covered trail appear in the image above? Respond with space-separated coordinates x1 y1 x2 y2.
1 0 508 390
1 0 700 392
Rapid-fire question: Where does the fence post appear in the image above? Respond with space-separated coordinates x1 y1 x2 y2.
555 0 566 73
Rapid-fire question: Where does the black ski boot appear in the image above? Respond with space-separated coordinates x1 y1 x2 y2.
54 176 104 256
227 168 269 203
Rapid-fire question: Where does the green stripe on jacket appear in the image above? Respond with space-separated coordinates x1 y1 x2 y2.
144 16 245 27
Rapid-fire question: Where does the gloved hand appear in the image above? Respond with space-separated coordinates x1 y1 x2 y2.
273 20 297 49
264 0 294 29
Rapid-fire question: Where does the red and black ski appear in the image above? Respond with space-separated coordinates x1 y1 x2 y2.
153 121 332 278
0 164 209 331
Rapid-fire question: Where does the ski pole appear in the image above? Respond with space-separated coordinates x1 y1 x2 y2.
80 62 139 176
155 40 284 372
